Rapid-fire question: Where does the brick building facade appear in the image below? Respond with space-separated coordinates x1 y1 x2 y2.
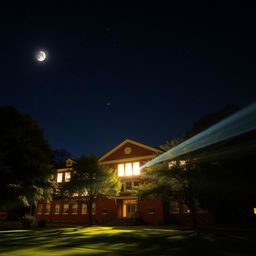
35 139 213 225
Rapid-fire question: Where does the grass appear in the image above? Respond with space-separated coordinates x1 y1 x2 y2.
0 226 255 256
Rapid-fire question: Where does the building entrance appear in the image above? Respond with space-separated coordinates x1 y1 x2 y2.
123 199 137 218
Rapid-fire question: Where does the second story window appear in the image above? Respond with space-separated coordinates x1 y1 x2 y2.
57 173 63 183
118 162 140 177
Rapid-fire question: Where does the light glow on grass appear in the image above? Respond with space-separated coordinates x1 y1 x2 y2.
0 227 254 256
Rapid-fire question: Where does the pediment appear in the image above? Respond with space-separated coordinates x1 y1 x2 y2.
99 139 162 163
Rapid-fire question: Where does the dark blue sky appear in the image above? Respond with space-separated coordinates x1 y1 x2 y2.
0 1 255 158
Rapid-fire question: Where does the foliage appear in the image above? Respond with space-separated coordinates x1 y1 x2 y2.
0 105 55 209
20 214 35 228
61 155 121 225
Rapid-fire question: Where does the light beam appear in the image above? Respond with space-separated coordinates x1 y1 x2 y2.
141 102 256 169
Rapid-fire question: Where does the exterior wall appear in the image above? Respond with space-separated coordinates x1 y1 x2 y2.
35 139 214 225
36 197 117 224
138 198 164 224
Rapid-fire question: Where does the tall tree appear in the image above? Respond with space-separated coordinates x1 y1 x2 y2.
0 106 55 210
61 155 121 226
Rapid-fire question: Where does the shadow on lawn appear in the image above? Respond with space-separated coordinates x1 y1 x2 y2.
0 228 255 256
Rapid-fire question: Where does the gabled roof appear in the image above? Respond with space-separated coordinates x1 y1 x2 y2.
99 139 162 164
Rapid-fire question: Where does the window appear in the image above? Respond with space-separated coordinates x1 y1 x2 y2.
254 208 256 215
117 162 140 177
180 160 186 166
63 204 69 215
121 183 125 192
71 204 78 215
125 163 132 176
170 201 180 214
133 162 140 175
45 204 50 215
125 182 132 190
65 172 71 182
168 161 176 168
182 204 190 214
118 164 125 176
57 173 63 183
54 204 60 215
81 204 87 215
37 204 43 214
92 203 96 215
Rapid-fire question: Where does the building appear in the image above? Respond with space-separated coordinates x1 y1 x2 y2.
35 139 213 225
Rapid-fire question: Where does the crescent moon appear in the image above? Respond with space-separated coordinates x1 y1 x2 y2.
36 51 46 62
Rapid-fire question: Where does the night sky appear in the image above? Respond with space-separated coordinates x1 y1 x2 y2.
0 1 255 158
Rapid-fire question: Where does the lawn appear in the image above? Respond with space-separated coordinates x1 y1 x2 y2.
0 226 255 256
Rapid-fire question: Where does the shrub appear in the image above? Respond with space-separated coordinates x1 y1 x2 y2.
37 219 47 228
21 214 35 228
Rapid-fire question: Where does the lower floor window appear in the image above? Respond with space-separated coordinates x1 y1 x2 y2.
81 204 87 215
45 204 50 214
63 204 69 214
71 204 78 214
54 204 60 215
92 203 96 215
170 201 180 214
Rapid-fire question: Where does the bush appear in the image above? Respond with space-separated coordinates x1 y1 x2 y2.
21 214 35 228
37 219 47 228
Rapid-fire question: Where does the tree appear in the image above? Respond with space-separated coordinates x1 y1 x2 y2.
139 155 205 229
0 105 55 210
61 155 121 226
139 105 242 228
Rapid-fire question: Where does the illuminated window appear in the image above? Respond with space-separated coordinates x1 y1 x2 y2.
37 204 43 214
168 161 176 168
180 160 186 166
54 204 60 215
182 204 190 214
71 204 78 215
118 162 141 177
118 164 125 176
65 172 71 182
63 204 69 215
254 208 256 215
81 204 87 215
125 163 132 176
57 173 63 183
133 162 140 175
45 204 50 215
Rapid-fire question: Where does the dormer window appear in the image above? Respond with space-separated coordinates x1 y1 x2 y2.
118 162 140 177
